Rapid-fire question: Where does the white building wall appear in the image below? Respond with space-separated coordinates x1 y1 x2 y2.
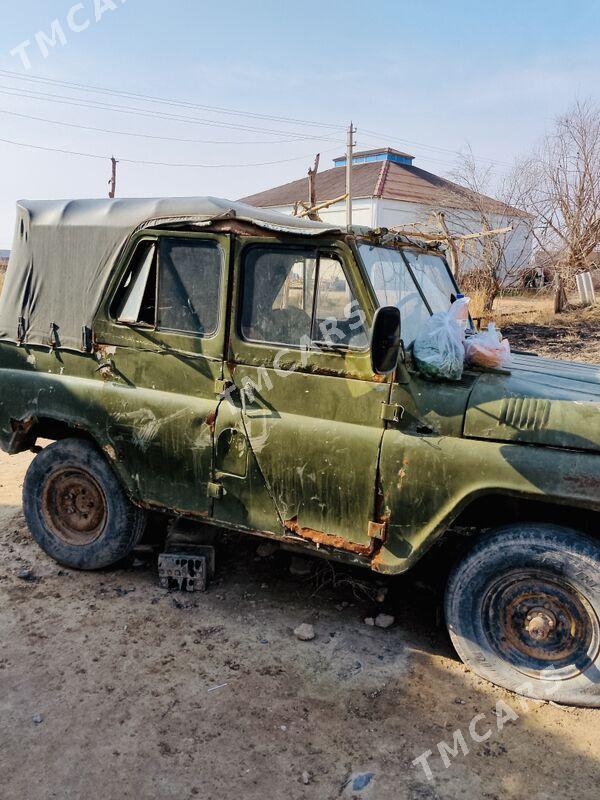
269 198 375 228
266 197 533 283
374 199 532 279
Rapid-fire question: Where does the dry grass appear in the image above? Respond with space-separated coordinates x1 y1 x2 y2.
483 292 600 365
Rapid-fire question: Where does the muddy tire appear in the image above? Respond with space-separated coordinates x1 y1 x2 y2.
445 524 600 708
23 439 147 570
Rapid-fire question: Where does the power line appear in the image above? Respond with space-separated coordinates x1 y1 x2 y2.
0 104 497 172
0 71 513 169
0 68 346 131
0 93 498 170
0 134 339 168
0 108 325 146
0 103 492 172
0 85 343 142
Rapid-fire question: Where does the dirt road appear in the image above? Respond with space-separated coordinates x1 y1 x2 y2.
0 448 598 800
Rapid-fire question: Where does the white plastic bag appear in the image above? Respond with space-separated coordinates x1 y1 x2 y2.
413 297 470 381
464 323 511 370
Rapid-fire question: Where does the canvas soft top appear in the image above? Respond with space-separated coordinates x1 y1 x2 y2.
0 197 342 351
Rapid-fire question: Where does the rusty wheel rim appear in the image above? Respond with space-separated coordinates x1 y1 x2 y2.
483 569 600 680
42 468 108 546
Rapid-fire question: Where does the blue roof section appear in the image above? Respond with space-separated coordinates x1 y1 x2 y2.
334 147 414 168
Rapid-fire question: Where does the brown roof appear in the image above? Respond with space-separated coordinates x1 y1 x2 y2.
241 160 529 218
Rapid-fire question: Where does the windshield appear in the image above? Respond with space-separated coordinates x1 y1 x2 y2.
402 250 458 314
358 244 461 345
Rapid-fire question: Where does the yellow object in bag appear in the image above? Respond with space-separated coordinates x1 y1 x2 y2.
464 323 511 370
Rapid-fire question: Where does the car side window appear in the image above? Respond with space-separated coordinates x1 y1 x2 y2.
313 256 368 348
112 237 223 337
158 238 222 336
241 247 367 349
113 240 157 326
241 248 316 346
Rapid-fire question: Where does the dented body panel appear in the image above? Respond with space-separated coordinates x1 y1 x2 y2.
1 197 599 576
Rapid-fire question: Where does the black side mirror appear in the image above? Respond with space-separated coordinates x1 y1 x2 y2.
370 306 401 375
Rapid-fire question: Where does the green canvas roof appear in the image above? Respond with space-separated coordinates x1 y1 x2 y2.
0 197 341 351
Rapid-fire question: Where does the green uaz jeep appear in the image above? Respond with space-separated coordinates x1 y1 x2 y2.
1 198 599 706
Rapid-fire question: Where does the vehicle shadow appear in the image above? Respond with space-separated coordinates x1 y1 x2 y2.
182 529 458 662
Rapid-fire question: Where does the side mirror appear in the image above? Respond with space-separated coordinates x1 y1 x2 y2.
370 306 401 375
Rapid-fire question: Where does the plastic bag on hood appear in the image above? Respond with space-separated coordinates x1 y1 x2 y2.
413 297 470 381
464 322 511 370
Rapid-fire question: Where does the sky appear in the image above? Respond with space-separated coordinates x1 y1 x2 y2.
0 0 598 247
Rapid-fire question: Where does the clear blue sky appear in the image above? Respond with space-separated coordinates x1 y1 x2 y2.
0 0 598 247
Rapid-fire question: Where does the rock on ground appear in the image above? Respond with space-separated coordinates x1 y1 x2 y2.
294 623 316 641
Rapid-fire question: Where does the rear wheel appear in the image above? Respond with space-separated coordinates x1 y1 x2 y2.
23 439 147 570
445 524 600 707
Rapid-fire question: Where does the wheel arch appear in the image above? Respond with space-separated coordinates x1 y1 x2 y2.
8 415 98 453
450 491 600 542
375 488 600 577
8 414 140 505
409 492 600 589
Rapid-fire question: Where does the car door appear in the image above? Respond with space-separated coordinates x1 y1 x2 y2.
92 230 230 517
212 237 391 554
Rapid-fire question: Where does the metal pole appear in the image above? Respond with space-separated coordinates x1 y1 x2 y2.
346 122 355 229
108 156 118 199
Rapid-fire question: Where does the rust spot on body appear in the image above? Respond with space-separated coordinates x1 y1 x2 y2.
301 364 387 383
564 475 600 491
93 343 116 360
284 517 375 556
206 411 217 434
370 548 391 573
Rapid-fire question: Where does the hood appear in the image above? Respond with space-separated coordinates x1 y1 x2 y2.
464 353 600 453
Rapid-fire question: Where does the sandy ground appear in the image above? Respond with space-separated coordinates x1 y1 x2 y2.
0 448 599 800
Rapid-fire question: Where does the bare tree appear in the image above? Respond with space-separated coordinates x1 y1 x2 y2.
433 151 534 313
518 100 600 312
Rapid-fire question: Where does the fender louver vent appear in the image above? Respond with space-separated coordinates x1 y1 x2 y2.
499 397 551 431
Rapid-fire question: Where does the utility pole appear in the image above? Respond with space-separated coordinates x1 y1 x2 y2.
108 156 118 199
346 122 356 229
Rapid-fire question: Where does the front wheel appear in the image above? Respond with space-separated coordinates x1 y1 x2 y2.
23 439 147 570
445 524 600 708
